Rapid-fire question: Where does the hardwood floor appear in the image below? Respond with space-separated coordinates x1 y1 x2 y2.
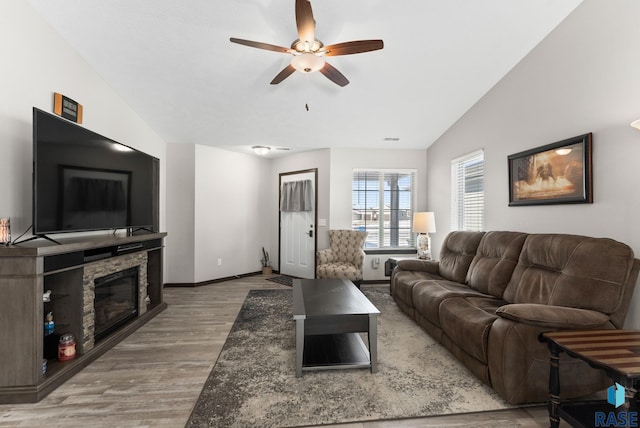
0 277 555 427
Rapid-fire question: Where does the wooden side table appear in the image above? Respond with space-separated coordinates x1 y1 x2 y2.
541 330 640 428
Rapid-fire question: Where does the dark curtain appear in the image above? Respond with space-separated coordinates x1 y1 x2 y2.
280 179 313 212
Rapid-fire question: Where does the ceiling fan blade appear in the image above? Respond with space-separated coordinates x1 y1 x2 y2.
295 0 316 45
319 62 349 87
270 64 296 85
322 40 384 56
230 38 293 54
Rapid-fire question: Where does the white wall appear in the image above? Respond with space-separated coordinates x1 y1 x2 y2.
0 1 167 241
330 148 428 281
164 148 328 283
193 146 272 282
165 144 195 283
165 147 427 283
426 0 640 327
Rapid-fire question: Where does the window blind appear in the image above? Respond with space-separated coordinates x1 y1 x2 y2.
451 150 484 231
352 169 416 249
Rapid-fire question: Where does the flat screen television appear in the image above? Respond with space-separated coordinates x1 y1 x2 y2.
33 107 159 236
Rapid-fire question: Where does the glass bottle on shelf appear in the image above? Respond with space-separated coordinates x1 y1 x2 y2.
44 312 54 336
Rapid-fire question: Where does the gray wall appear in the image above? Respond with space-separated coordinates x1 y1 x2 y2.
426 0 640 327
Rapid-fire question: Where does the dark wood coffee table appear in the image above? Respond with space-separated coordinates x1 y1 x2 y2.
541 330 640 428
292 278 380 377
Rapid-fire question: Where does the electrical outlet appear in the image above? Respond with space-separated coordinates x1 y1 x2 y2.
217 258 222 266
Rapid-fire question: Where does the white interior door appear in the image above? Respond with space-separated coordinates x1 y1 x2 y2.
279 170 316 278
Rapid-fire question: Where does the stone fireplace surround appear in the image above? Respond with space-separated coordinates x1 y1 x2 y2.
82 252 148 353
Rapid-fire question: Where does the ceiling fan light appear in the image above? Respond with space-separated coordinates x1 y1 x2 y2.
291 53 325 73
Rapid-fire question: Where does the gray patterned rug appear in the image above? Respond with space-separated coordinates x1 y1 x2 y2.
265 275 293 287
187 287 516 427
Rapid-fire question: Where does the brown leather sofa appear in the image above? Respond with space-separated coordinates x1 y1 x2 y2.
390 231 640 404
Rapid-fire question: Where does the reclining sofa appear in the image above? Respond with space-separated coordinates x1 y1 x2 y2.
390 231 640 404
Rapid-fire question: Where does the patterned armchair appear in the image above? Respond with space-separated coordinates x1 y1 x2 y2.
316 230 368 286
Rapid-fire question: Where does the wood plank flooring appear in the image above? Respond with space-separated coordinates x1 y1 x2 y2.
0 276 554 427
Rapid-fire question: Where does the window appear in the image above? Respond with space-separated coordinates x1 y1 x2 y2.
451 150 484 231
352 170 416 249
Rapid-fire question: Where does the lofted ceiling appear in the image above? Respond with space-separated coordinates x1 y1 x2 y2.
27 0 582 157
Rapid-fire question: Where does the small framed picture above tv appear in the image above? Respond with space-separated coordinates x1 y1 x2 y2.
507 133 593 206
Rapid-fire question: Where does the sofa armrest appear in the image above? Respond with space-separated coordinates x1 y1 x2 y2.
496 304 610 329
396 258 440 274
317 248 335 264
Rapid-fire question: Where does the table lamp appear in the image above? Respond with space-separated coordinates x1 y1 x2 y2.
413 212 436 260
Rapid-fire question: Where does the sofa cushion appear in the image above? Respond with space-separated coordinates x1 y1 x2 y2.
316 262 362 281
496 303 610 329
438 231 485 283
412 280 491 327
396 258 440 274
391 269 445 309
439 296 504 363
503 234 636 322
466 231 527 298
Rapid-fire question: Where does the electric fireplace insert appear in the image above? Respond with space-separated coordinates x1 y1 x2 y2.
94 266 139 342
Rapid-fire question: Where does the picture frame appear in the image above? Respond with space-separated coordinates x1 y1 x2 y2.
508 133 592 206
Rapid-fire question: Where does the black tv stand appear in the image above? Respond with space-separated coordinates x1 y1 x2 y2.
14 234 61 245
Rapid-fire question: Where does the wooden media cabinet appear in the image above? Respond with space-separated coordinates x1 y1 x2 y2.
0 233 167 403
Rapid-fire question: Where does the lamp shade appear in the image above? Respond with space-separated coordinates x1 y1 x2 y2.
631 119 640 130
412 212 436 234
291 53 325 73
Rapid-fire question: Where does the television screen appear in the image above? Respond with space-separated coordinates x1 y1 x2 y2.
33 108 158 235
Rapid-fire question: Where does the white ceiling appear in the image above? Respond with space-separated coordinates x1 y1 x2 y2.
27 0 582 157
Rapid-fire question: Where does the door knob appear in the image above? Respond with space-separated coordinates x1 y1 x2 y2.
307 230 313 237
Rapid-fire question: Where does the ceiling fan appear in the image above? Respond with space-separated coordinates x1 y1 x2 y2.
230 0 383 87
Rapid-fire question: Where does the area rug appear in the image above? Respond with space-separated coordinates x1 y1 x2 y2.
265 275 293 287
187 288 516 427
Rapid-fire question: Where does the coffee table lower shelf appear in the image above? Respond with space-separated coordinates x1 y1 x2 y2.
558 400 638 428
301 333 371 373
